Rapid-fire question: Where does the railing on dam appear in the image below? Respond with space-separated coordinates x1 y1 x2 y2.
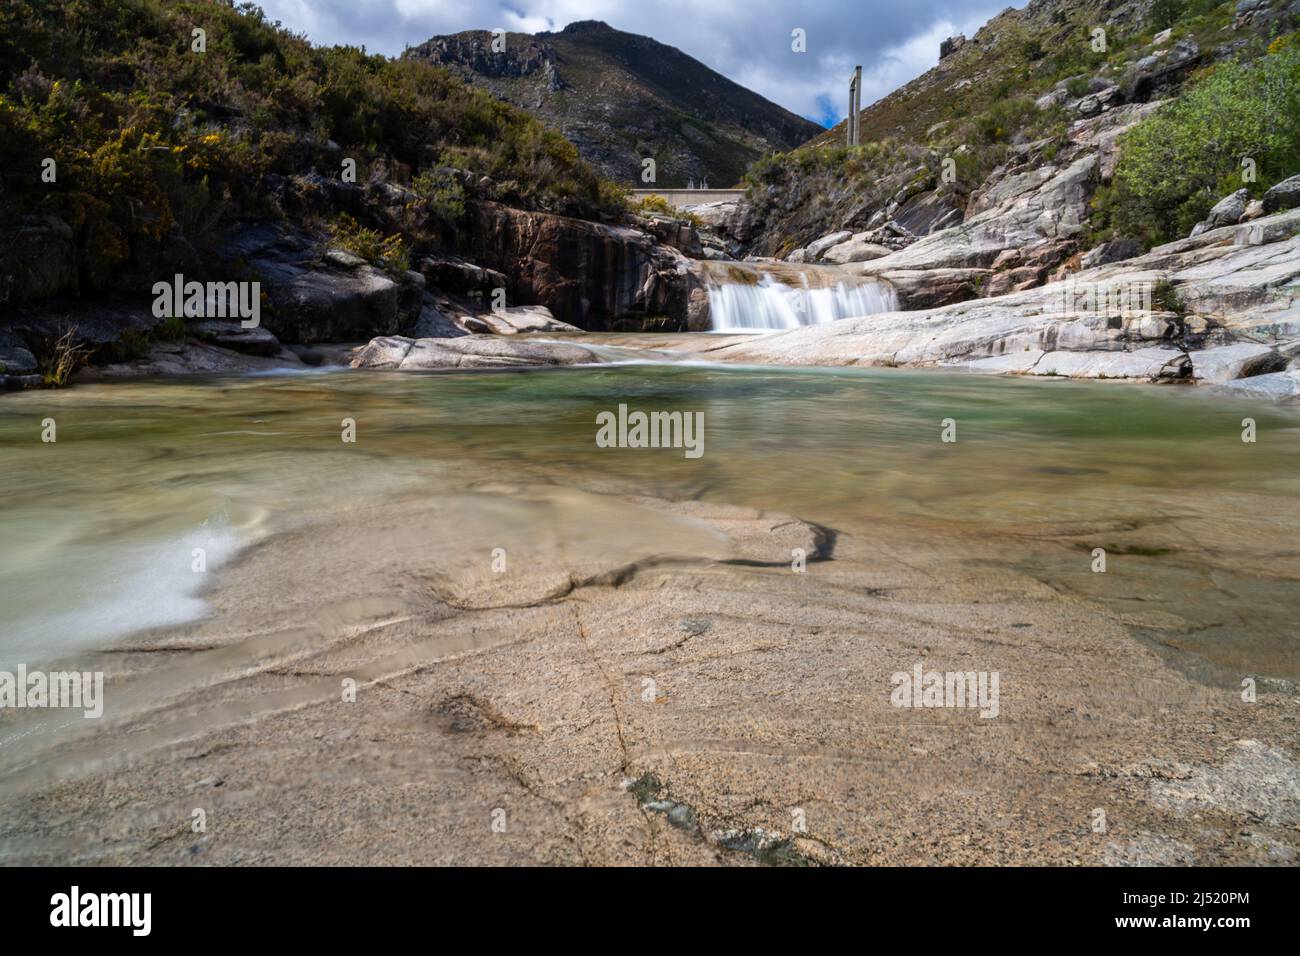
629 188 746 209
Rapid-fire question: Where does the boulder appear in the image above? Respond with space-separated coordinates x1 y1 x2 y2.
460 305 580 335
0 331 38 376
262 262 400 343
1076 85 1121 117
417 255 507 295
1206 187 1248 231
1213 369 1300 401
1081 238 1142 269
350 334 601 370
1199 188 1252 233
220 226 402 343
820 235 893 264
412 302 467 338
1262 175 1300 214
805 231 853 260
1170 37 1200 63
1190 342 1285 383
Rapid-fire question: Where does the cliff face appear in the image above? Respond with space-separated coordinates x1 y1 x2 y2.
404 21 822 189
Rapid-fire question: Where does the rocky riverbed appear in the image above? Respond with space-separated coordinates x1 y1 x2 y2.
0 364 1296 865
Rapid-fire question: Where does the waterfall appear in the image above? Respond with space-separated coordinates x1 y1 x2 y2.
707 275 897 332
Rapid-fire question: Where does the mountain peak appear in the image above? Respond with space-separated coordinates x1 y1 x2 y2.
557 20 615 36
405 23 820 187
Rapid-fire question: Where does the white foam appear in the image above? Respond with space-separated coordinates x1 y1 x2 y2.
707 275 897 332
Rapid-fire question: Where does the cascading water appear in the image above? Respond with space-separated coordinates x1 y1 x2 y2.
707 274 897 332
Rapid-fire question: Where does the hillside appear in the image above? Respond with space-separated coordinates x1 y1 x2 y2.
733 0 1300 263
403 20 822 189
0 0 724 385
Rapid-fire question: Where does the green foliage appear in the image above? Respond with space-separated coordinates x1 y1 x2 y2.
329 214 409 275
1149 0 1187 31
411 168 467 225
153 314 188 340
1064 76 1092 98
632 194 673 215
0 0 618 294
1152 279 1186 315
1098 41 1300 246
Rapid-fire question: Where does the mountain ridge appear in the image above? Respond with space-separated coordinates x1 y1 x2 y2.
403 20 822 188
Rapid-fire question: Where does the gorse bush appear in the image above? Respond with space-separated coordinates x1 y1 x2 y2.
1095 40 1300 246
0 0 617 293
329 215 409 275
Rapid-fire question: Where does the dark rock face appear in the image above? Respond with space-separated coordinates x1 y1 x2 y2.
0 331 38 376
462 202 696 331
219 226 407 344
193 320 282 357
0 216 78 306
1081 238 1142 269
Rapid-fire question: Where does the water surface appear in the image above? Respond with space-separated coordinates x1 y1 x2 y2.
2 359 1297 680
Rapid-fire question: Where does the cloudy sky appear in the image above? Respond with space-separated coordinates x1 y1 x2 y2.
256 0 1020 126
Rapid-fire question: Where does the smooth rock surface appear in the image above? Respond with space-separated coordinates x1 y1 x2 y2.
350 334 602 370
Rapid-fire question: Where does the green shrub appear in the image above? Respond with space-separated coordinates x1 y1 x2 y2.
0 0 619 296
1100 41 1300 246
411 168 467 225
329 214 409 274
1149 0 1187 31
